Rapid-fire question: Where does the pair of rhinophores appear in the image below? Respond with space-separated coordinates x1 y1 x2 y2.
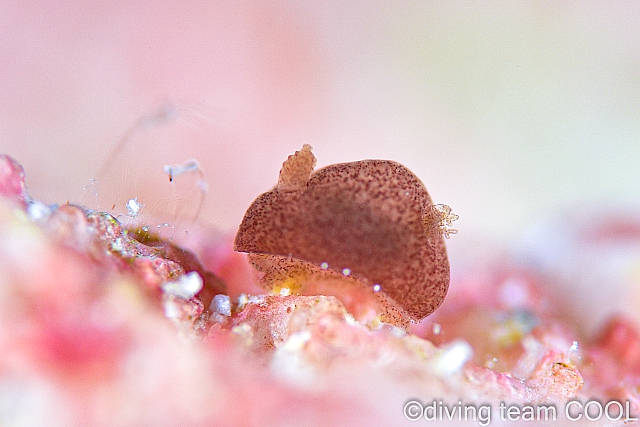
87 104 458 326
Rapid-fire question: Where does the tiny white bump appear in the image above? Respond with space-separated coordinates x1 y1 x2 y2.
432 323 441 335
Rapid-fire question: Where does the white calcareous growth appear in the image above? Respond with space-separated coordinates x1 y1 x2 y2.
161 271 204 300
210 294 232 317
270 331 316 387
126 198 142 218
431 340 473 379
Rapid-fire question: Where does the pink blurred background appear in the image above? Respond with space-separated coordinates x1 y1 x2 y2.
2 1 640 326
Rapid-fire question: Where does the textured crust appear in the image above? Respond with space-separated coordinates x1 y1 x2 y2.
235 158 450 322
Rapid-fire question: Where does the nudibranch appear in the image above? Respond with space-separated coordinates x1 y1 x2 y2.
234 145 457 327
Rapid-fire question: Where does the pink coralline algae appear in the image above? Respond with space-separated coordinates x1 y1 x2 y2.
0 154 28 206
0 154 225 331
1 152 640 426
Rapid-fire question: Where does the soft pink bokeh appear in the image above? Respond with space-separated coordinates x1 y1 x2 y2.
1 0 329 233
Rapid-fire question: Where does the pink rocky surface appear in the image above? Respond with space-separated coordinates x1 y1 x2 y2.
1 153 639 426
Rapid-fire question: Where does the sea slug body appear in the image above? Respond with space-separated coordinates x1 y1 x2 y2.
234 145 455 326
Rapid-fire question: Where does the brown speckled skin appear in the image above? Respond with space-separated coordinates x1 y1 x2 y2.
234 160 449 322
